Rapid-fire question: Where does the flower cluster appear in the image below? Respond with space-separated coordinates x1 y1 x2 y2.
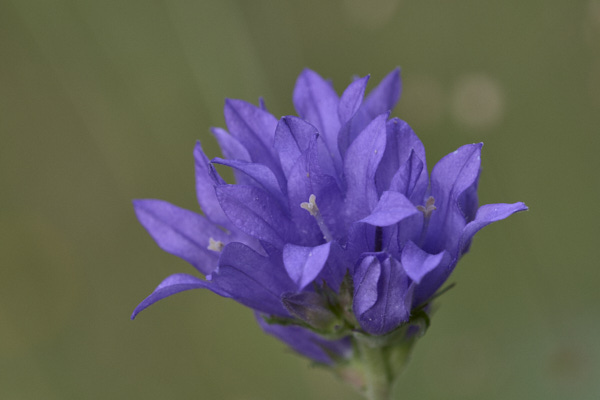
132 69 526 368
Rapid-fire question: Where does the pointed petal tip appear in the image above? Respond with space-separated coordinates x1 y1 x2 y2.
300 67 317 76
130 308 140 320
223 98 240 110
132 199 151 216
283 242 331 290
401 241 449 284
515 201 529 212
130 295 159 321
209 156 223 165
383 67 401 84
459 201 529 255
296 69 335 88
280 115 295 124
296 68 321 83
445 142 483 160
258 97 266 110
132 198 155 212
350 73 371 87
130 273 229 321
374 111 391 122
374 110 392 122
193 140 204 153
224 98 250 110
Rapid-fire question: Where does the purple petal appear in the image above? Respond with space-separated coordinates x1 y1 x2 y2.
258 97 267 110
223 99 283 180
273 116 318 177
211 127 251 162
344 113 388 221
389 150 427 204
359 191 419 227
345 223 377 261
396 212 425 249
215 184 293 248
283 242 331 290
338 75 370 125
212 243 295 316
211 127 253 187
313 173 346 239
353 256 382 317
346 222 400 261
358 257 413 335
361 68 402 118
194 142 230 227
412 257 455 307
459 202 528 255
293 69 341 167
211 157 286 202
286 137 344 244
224 98 278 148
338 69 402 157
256 313 351 364
377 118 428 199
286 158 326 245
316 241 353 291
133 199 227 274
425 143 483 254
432 143 482 218
131 273 229 319
401 241 448 284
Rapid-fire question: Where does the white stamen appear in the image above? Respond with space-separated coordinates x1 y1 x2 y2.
417 196 436 246
300 194 319 217
300 194 333 242
207 237 225 252
416 196 437 219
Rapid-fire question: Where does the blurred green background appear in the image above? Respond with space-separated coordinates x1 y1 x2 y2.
1 1 599 399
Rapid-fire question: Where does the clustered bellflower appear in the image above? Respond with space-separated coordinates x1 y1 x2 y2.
132 68 527 400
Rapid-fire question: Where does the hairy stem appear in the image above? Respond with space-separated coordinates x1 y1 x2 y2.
355 335 391 400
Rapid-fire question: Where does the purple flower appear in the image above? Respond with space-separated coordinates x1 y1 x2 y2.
132 68 527 365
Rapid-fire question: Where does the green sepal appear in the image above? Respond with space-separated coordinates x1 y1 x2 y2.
282 291 340 331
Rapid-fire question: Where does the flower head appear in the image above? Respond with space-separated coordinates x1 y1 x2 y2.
132 69 527 368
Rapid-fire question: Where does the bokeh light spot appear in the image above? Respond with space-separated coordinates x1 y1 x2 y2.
451 74 505 132
342 0 401 29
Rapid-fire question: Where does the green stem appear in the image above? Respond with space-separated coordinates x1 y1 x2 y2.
355 335 391 400
351 331 417 400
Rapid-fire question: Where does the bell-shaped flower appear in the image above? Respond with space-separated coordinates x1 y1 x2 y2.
132 68 527 367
